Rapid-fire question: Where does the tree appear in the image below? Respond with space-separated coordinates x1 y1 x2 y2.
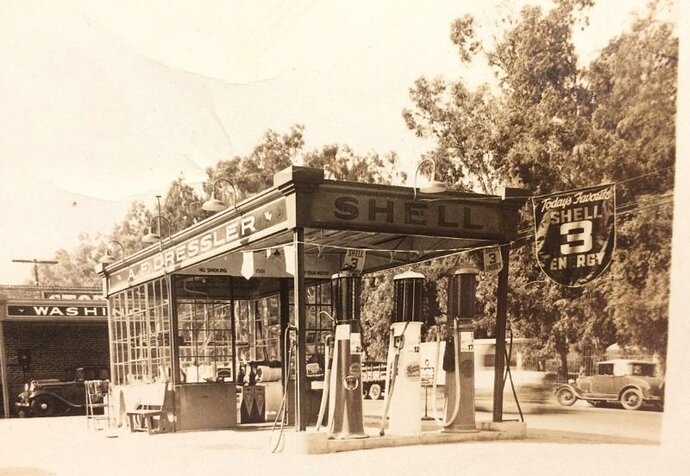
403 78 501 193
582 3 677 361
586 8 677 200
36 233 104 287
402 0 677 374
361 273 395 360
110 201 155 257
303 144 405 184
404 0 597 377
205 125 305 203
609 201 674 362
162 176 206 235
35 200 157 287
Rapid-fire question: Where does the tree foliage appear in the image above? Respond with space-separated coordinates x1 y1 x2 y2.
205 125 305 203
37 233 105 288
303 145 404 184
403 0 677 370
37 124 404 364
162 177 206 234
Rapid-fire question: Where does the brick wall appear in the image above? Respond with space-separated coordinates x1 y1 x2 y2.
1 322 109 416
0 285 102 300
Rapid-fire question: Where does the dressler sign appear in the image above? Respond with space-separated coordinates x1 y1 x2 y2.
107 198 288 292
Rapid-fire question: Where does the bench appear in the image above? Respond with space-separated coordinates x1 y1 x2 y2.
125 383 170 435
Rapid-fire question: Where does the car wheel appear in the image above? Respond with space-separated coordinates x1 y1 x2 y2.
368 383 382 401
556 388 577 407
30 396 56 417
620 388 643 411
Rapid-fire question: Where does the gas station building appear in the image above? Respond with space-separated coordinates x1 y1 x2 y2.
97 166 526 435
0 286 108 417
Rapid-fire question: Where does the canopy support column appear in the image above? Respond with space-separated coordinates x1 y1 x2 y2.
293 228 308 431
493 244 510 423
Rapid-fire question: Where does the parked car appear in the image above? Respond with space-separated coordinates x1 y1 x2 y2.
15 366 110 417
555 359 664 411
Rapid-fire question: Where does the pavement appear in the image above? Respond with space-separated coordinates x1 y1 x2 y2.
0 410 686 476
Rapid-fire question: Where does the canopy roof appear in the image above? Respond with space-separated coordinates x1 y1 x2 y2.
99 166 528 295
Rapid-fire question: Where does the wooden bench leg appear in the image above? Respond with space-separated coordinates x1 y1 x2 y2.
145 415 154 435
127 414 136 432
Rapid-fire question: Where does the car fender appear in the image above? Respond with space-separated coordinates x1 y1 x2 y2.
30 390 81 409
554 383 582 397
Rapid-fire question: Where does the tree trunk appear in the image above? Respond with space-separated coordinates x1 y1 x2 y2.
555 333 569 380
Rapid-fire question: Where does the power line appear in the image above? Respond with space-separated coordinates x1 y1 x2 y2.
615 166 674 186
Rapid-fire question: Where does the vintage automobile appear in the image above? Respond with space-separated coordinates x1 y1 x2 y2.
420 339 555 413
15 366 110 417
555 359 664 411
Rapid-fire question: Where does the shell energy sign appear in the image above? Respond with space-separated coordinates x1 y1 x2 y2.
532 184 616 287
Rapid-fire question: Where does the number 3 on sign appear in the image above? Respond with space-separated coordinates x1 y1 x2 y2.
343 249 366 272
560 220 593 255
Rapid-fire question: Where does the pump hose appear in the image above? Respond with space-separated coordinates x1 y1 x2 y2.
315 336 333 432
443 318 462 428
429 318 462 428
379 322 409 436
503 328 524 422
378 332 398 436
270 327 295 453
430 327 443 426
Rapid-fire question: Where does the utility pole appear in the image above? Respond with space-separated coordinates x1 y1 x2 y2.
11 259 58 286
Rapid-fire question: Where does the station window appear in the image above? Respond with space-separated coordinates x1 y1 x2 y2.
233 295 280 378
290 280 333 375
234 299 251 368
108 275 333 386
253 295 281 363
109 277 171 385
176 276 233 384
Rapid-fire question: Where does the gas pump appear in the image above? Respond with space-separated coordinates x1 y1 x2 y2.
380 271 425 436
326 271 367 439
440 264 479 432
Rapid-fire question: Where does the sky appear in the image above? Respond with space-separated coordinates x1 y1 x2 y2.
0 0 673 285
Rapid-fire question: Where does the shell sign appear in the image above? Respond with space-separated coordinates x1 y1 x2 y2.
532 184 616 287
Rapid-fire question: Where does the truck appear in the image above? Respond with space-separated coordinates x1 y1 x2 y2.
361 362 387 400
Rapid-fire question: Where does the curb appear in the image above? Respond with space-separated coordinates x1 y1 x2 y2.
281 422 527 454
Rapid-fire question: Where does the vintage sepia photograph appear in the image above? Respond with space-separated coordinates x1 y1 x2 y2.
0 0 687 474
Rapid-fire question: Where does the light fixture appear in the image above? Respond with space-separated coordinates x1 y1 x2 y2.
143 195 173 245
99 240 126 265
413 157 447 198
202 178 239 212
